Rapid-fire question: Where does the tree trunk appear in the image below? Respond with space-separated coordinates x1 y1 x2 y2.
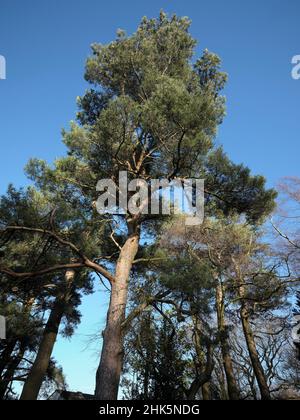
216 282 240 400
0 339 17 378
20 269 75 400
186 316 214 400
240 304 271 400
202 382 211 400
0 296 35 398
236 276 271 401
95 226 140 400
0 296 34 378
217 355 228 400
0 342 26 399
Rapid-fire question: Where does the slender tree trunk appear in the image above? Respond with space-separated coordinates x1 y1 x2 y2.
0 342 26 399
235 276 271 401
240 304 271 400
0 296 34 378
143 366 149 400
95 226 140 400
0 296 35 398
20 269 75 400
249 373 258 400
216 282 240 400
143 335 150 399
0 340 17 377
186 316 214 400
232 258 271 400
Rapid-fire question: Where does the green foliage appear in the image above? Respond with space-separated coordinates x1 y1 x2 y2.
0 12 289 400
26 13 228 202
204 148 277 223
123 314 188 400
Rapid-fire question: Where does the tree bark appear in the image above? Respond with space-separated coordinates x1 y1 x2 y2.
216 282 240 400
202 382 211 400
20 269 75 400
240 304 271 400
235 275 271 401
232 256 272 401
186 316 214 400
95 226 140 400
217 354 228 400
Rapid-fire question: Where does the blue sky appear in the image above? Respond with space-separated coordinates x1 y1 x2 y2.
0 0 299 395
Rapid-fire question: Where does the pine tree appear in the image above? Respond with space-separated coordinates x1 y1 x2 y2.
0 186 94 399
1 13 277 399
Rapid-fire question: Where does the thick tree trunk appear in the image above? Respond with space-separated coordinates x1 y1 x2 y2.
240 304 271 400
216 282 240 400
202 382 211 400
20 269 75 400
95 227 140 400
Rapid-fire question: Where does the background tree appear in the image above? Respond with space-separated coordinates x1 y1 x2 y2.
0 186 95 399
158 215 292 399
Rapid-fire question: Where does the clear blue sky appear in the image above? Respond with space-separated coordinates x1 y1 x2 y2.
0 0 299 395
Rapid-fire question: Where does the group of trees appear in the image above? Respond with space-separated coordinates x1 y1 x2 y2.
121 213 300 400
0 12 299 400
